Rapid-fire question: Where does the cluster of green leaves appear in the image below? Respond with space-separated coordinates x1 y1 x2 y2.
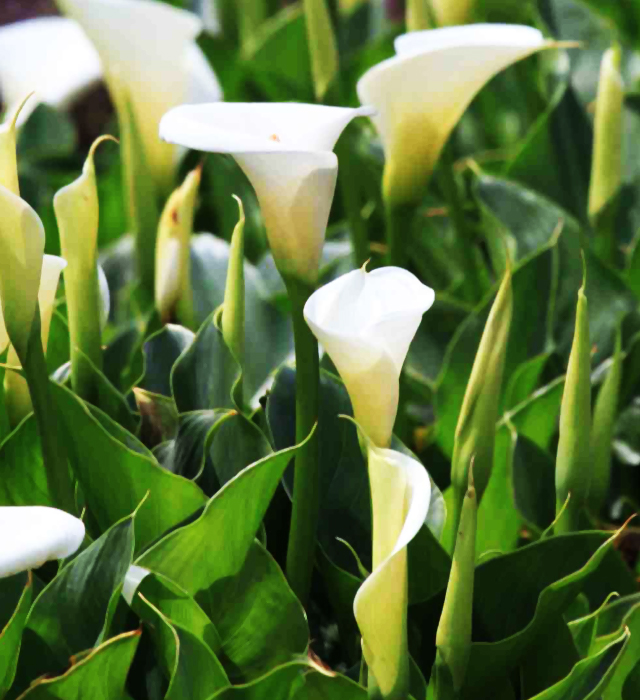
3 0 640 698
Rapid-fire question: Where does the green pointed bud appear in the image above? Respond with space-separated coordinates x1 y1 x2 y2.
54 136 116 400
556 269 591 533
431 0 476 26
222 196 246 369
0 93 32 196
589 328 621 516
406 0 434 31
154 164 202 329
303 0 339 102
434 466 477 697
450 266 512 537
588 46 623 222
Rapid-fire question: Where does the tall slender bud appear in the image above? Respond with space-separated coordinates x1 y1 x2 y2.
589 328 621 516
222 196 246 368
588 46 623 221
303 0 339 102
434 466 476 696
450 267 512 537
154 165 202 329
0 94 32 196
54 136 115 400
556 266 591 533
431 0 476 26
406 0 433 31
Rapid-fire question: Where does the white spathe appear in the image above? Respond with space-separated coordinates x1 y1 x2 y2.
0 17 102 124
39 255 68 351
305 266 434 446
354 445 431 697
123 564 150 605
0 506 85 577
0 185 45 357
357 24 548 204
58 0 222 189
160 103 373 283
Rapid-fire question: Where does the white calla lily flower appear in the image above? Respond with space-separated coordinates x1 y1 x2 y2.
0 17 101 124
0 506 85 578
0 185 45 358
58 0 222 190
304 266 434 446
357 24 549 204
354 445 431 697
160 102 373 283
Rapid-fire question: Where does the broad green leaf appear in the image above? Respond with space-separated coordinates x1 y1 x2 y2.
137 573 223 656
134 593 229 700
136 435 305 591
0 417 51 507
203 660 366 699
476 175 637 364
171 311 240 412
52 382 207 549
17 630 140 699
0 572 33 697
512 434 556 533
136 437 310 680
23 514 135 680
529 628 629 700
140 324 195 398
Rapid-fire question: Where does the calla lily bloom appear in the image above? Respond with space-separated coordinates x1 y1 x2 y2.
58 0 222 191
0 506 85 578
160 103 372 284
354 444 431 698
357 24 550 205
123 564 150 605
304 266 434 446
0 17 101 124
0 186 45 359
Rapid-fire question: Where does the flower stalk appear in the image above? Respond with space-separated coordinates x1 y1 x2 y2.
284 276 320 607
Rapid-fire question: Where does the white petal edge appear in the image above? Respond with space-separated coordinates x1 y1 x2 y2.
160 103 374 154
0 506 85 578
122 564 150 605
394 24 545 56
98 264 111 331
39 255 68 352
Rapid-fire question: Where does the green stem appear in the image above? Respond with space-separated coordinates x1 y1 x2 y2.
385 201 414 268
336 135 369 267
67 264 103 403
22 312 75 513
284 277 320 607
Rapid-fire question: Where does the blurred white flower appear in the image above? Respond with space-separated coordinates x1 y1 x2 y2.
160 102 372 283
0 17 101 124
357 24 549 204
0 506 85 578
304 266 434 446
58 0 222 189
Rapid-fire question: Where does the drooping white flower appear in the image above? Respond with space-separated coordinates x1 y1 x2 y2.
58 0 222 190
0 17 102 124
304 266 434 446
122 564 150 605
0 506 85 578
354 445 431 697
160 102 372 283
357 24 550 204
